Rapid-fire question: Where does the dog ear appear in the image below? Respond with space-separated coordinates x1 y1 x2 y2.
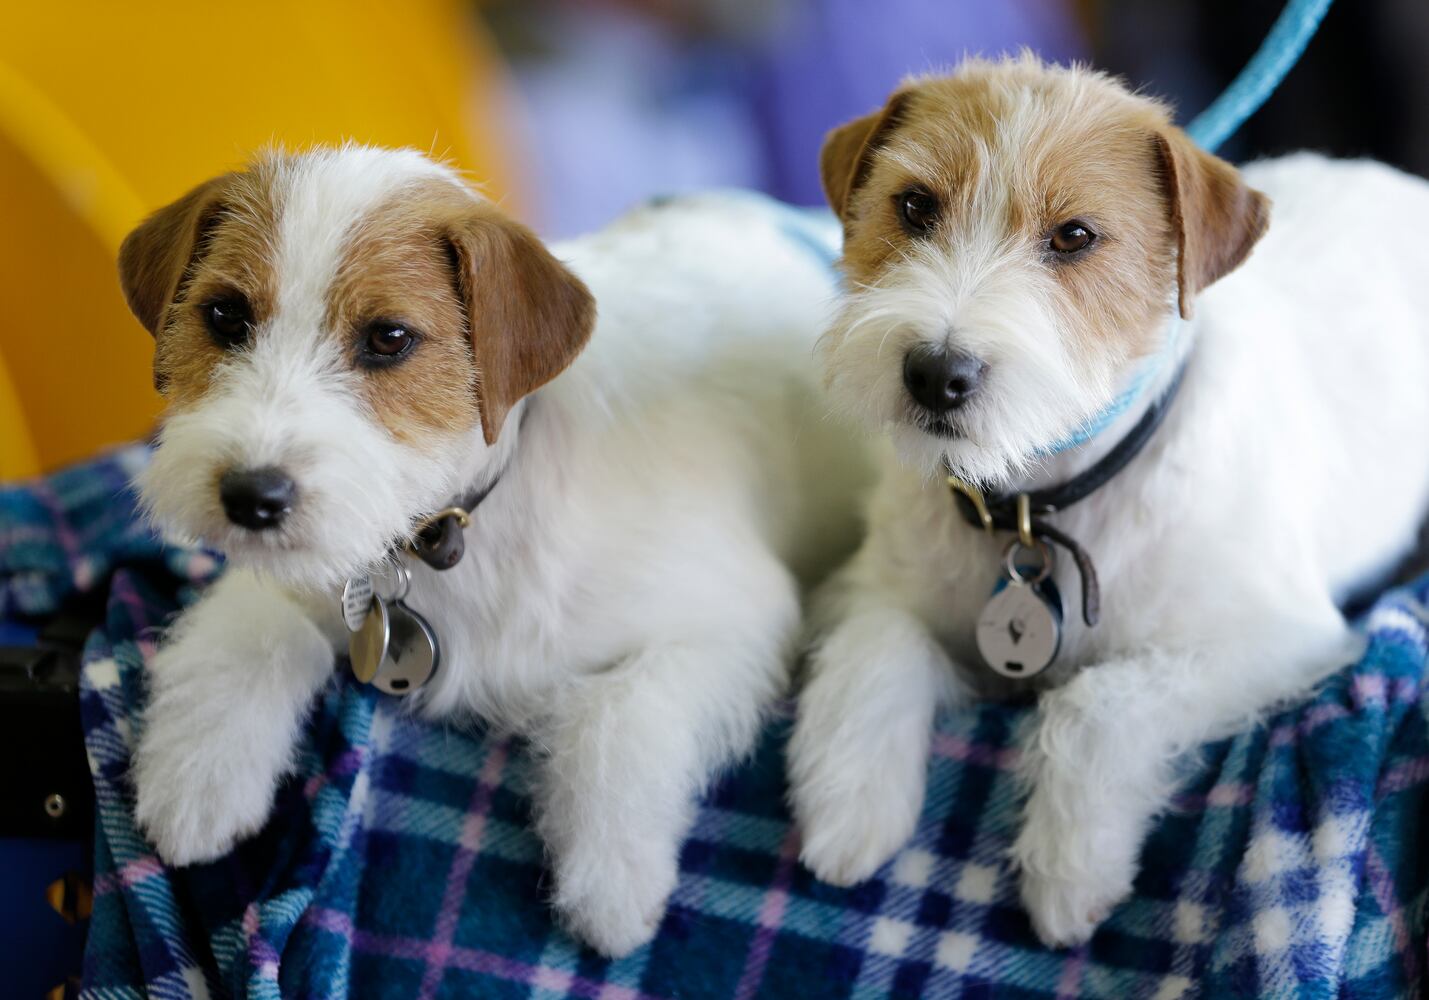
118 175 232 337
448 209 596 445
820 92 910 219
1153 130 1270 318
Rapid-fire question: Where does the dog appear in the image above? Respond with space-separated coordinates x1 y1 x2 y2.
119 145 863 956
787 56 1429 948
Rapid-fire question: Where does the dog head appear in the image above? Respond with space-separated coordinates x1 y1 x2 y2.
119 145 594 590
818 56 1269 485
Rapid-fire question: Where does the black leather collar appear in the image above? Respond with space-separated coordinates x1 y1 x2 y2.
946 358 1190 627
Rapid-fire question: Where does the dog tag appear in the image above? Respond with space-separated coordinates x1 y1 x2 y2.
976 539 1063 680
341 575 375 632
372 601 439 696
976 579 1063 679
349 597 389 684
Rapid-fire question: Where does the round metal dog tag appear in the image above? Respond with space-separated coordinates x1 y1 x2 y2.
341 575 375 633
349 597 390 684
372 601 439 696
976 582 1062 679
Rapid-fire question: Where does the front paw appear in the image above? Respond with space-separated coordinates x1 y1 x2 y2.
1016 860 1133 948
133 708 280 865
792 765 923 887
549 832 679 957
1011 800 1137 948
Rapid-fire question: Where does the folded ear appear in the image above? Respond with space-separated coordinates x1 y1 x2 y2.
448 209 595 445
118 175 233 336
820 91 910 219
1153 130 1270 318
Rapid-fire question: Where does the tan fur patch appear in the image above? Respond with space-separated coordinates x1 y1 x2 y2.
329 180 595 446
328 185 480 444
126 168 283 408
121 157 594 447
828 57 1268 369
447 201 595 446
1153 128 1271 318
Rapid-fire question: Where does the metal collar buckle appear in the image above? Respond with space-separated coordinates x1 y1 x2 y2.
946 475 994 534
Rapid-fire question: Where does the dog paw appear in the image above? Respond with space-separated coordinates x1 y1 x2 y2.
550 837 678 957
1011 804 1137 948
794 778 920 887
1017 864 1131 948
133 708 278 865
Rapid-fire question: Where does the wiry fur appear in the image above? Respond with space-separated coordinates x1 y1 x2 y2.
124 147 866 956
790 58 1429 948
824 236 1089 484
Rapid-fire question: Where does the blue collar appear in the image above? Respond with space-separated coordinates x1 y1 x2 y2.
1039 318 1186 455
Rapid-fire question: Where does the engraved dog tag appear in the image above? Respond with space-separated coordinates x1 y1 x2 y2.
341 575 375 632
977 551 1068 682
349 597 390 684
372 601 439 696
976 578 1063 680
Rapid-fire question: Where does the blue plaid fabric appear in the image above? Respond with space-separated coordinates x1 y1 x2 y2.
2 447 1426 999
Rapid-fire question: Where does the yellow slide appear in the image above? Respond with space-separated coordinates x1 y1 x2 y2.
0 1 516 478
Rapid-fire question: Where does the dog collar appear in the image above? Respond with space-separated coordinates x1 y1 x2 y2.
340 450 515 696
946 356 1190 628
1038 319 1186 455
405 408 529 570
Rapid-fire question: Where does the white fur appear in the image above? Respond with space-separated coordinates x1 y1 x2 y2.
822 208 1109 487
792 153 1429 947
131 151 865 956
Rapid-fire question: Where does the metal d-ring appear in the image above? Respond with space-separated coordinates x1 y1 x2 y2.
373 562 413 604
1003 537 1054 586
416 506 472 533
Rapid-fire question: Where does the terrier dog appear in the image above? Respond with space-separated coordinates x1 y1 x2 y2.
788 57 1429 947
120 146 861 955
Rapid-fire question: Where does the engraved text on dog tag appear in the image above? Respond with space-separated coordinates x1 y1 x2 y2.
341 575 375 633
976 579 1063 679
372 601 439 696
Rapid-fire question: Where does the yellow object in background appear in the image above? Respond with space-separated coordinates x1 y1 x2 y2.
0 1 517 479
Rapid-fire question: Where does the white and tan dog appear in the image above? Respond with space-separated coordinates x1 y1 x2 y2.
788 57 1429 947
120 146 860 956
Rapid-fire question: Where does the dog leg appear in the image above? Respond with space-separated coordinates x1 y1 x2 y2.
534 624 788 956
133 569 335 865
789 602 960 886
1014 612 1359 947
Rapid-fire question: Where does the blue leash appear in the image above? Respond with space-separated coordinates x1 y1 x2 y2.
1186 0 1335 151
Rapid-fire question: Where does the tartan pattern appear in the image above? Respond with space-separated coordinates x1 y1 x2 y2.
3 448 1426 999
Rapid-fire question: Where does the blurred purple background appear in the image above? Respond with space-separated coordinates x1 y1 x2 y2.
480 0 1429 239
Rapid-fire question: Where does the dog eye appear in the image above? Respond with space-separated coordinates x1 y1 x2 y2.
202 296 254 348
1050 220 1096 255
897 189 939 234
360 321 417 364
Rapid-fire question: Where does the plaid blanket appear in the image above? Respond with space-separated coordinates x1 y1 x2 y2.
2 447 1426 1000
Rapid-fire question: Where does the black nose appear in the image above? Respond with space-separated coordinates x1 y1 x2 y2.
219 466 296 530
902 344 987 414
